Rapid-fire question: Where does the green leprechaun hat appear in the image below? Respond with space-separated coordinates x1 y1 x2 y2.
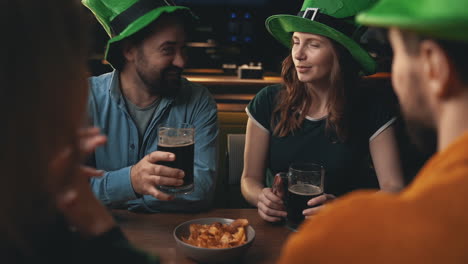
82 0 196 68
265 0 378 75
357 0 468 42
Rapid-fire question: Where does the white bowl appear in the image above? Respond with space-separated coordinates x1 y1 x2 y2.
173 217 255 263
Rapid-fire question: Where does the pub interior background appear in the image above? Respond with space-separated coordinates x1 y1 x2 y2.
84 0 429 208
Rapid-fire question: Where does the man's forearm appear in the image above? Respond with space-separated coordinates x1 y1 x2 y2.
90 166 139 208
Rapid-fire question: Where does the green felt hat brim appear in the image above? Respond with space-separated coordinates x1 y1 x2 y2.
266 14 377 75
356 1 468 42
105 6 195 66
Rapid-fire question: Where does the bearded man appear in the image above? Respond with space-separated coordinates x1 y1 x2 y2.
83 0 218 213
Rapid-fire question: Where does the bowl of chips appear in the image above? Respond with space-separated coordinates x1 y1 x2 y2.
173 217 255 263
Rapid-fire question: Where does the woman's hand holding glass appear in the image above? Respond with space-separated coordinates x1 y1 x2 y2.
257 187 287 222
303 193 336 219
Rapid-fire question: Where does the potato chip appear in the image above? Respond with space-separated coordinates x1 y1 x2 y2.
182 219 249 249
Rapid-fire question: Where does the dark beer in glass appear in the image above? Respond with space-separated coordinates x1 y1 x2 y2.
157 123 194 194
286 183 323 230
286 162 324 230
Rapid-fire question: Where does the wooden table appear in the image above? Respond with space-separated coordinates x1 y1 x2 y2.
113 209 292 264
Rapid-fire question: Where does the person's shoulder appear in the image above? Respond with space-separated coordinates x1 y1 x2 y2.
248 83 282 111
178 78 216 104
281 172 468 263
257 83 283 97
297 190 400 237
318 190 394 217
279 191 401 262
177 78 216 112
251 83 283 106
88 71 114 93
181 78 212 97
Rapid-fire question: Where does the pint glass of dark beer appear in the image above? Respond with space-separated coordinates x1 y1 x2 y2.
157 123 195 194
286 162 324 231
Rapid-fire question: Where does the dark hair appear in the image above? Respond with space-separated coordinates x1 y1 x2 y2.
400 30 468 84
1 0 87 254
271 39 360 142
110 11 194 71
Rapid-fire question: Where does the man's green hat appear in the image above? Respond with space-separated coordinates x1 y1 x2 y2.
265 0 378 75
357 0 468 42
82 0 196 67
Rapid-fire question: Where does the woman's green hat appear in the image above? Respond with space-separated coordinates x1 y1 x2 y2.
82 0 196 68
265 0 378 75
356 0 468 42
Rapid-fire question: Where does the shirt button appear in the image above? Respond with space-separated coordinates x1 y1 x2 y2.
130 144 135 150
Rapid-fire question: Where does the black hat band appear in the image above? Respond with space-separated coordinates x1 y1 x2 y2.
297 8 356 37
110 0 175 36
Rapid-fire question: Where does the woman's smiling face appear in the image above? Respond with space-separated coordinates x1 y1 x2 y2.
291 32 336 83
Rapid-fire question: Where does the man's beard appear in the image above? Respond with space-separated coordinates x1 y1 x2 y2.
396 73 437 157
403 116 437 157
137 66 183 97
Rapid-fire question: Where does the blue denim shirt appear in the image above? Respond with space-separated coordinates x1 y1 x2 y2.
87 71 218 212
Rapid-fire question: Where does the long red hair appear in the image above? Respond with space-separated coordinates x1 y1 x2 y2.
271 40 360 142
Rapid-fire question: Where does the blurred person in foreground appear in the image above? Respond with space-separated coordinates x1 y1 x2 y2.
241 0 404 223
1 0 159 263
277 0 468 263
82 0 218 213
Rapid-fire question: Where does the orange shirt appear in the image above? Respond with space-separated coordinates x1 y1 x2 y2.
277 132 468 264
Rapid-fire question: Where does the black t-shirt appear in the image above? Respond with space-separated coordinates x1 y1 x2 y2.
247 84 396 196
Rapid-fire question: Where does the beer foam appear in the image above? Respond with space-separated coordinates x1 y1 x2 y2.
158 142 194 147
288 184 322 196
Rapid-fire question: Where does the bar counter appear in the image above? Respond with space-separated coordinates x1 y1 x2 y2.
183 72 391 112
